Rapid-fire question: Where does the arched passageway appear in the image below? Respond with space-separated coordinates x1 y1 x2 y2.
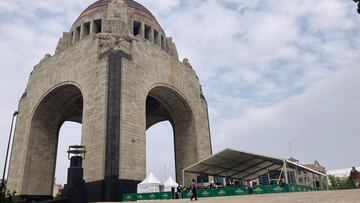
146 85 198 183
22 84 83 195
55 122 82 185
146 121 175 182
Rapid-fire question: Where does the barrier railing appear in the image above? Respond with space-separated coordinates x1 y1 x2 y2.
122 184 318 201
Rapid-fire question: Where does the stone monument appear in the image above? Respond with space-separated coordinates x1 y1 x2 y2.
7 0 212 201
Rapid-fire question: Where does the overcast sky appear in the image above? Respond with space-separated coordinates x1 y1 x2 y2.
1 0 360 185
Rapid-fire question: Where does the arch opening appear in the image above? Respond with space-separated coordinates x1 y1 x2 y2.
54 122 82 187
145 86 198 184
23 84 83 195
146 121 175 182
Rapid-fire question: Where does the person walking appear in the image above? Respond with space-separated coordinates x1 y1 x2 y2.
349 167 360 188
247 180 253 194
176 184 183 199
190 179 198 201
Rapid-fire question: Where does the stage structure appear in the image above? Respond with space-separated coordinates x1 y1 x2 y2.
6 0 212 201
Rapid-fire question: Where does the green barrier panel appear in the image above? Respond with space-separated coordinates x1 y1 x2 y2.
198 188 217 198
253 185 269 194
123 193 137 201
233 186 249 195
183 190 192 198
216 188 229 196
158 192 173 200
267 185 285 193
132 191 173 201
123 184 319 201
184 186 250 198
135 193 146 201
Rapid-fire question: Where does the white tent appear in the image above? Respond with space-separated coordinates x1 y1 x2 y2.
137 172 163 193
164 176 179 192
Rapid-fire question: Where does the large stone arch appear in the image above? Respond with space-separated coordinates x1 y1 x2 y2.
145 85 198 182
7 1 213 201
21 84 83 196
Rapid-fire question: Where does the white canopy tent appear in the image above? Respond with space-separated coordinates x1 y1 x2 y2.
164 176 179 192
183 149 328 188
137 172 163 193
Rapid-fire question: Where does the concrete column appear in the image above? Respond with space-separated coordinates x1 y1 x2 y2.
140 22 145 38
161 35 165 50
80 24 83 40
149 27 154 43
90 21 94 34
155 32 160 46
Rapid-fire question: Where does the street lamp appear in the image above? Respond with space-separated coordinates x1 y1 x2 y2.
354 0 360 14
0 111 19 199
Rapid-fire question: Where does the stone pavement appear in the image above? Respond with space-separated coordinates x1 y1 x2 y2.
104 189 360 203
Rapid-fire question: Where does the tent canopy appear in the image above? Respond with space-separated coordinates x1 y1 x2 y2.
164 176 178 191
183 149 327 181
137 172 163 193
139 172 162 185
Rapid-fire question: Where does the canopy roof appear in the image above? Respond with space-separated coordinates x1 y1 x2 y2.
184 149 327 181
139 172 162 185
164 176 178 187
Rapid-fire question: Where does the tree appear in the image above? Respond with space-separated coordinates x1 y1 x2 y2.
328 175 355 190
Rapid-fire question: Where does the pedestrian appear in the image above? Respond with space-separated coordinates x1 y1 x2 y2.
190 179 198 201
349 167 360 188
247 180 253 194
176 184 183 199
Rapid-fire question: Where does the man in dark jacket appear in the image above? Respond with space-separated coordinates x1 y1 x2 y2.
190 179 198 201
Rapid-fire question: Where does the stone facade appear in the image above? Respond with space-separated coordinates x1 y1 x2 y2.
298 161 326 188
7 0 212 201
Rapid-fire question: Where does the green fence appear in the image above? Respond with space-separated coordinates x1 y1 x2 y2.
123 192 173 202
122 184 317 201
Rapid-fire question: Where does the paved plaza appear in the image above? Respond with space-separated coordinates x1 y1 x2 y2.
112 189 360 203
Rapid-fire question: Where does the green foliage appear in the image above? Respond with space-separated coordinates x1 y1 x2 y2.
328 175 356 190
320 178 329 190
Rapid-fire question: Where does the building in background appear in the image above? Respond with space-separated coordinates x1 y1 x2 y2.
298 161 326 188
258 158 326 189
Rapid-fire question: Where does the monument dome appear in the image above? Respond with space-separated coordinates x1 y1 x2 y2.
79 0 158 25
55 0 175 57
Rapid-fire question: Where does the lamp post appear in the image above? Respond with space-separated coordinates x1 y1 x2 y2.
354 0 360 14
0 111 18 198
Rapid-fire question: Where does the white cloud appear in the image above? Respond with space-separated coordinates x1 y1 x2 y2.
138 0 180 16
212 66 360 169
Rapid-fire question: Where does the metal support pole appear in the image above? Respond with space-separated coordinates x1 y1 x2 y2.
277 169 283 184
312 173 315 188
182 169 185 187
1 111 18 198
295 166 299 185
326 176 329 190
283 161 289 184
